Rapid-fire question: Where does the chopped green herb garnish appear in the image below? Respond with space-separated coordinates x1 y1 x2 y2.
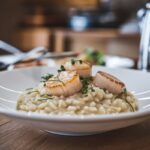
90 86 95 92
41 94 53 99
37 98 48 101
37 94 53 101
124 99 134 112
46 74 65 86
25 88 33 91
80 76 94 94
60 65 66 71
115 91 135 112
71 59 83 65
71 59 76 65
58 65 66 72
27 90 39 95
79 60 83 64
41 73 53 82
43 82 46 87
85 48 105 65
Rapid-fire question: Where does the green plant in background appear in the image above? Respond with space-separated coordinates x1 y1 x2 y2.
85 48 105 65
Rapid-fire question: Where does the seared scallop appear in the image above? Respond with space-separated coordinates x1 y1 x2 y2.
93 71 125 94
64 59 91 77
38 71 82 97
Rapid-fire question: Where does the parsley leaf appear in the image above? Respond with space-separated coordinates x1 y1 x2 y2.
71 59 76 65
41 73 53 82
80 77 94 94
58 65 66 72
70 59 83 65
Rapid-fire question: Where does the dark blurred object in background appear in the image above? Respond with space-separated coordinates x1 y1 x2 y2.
0 0 147 54
68 0 148 30
19 4 67 27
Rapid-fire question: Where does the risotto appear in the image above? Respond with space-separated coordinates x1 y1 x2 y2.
17 59 138 115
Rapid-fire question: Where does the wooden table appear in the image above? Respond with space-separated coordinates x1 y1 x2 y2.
0 115 150 150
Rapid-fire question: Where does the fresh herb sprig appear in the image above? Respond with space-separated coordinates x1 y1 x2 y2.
48 75 65 85
80 76 94 94
58 65 66 72
85 48 105 65
71 59 83 65
27 89 39 95
124 99 134 112
25 88 33 91
115 89 134 112
41 73 54 82
71 59 75 65
37 94 53 101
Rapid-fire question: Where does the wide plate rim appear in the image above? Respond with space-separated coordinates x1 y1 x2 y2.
0 66 150 123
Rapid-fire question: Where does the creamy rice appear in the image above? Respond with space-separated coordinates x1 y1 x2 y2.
17 86 138 115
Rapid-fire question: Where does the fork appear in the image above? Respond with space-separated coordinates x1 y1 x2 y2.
0 40 21 54
0 46 48 70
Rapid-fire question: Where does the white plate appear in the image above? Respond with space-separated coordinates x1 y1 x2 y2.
0 66 150 136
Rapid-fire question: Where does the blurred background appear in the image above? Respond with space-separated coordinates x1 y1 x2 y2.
0 0 148 69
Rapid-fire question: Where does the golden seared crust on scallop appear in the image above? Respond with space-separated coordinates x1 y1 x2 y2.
64 60 91 77
39 71 82 97
93 71 125 94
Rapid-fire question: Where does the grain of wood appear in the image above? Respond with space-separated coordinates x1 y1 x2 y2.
0 116 11 126
0 116 150 150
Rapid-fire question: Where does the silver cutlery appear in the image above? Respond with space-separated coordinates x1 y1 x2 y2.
0 46 47 70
